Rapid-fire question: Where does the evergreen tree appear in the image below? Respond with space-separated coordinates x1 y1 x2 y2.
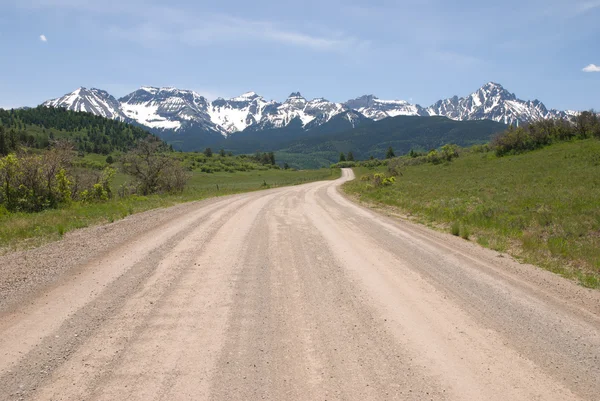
386 146 395 159
347 151 355 161
268 152 276 165
339 152 346 162
0 126 6 155
204 147 213 157
219 148 226 157
8 129 17 150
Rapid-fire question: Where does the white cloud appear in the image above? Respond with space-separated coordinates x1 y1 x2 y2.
582 63 600 72
39 34 47 42
108 15 367 53
576 1 600 14
21 1 367 53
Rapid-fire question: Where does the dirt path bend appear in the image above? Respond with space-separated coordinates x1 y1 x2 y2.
0 168 599 401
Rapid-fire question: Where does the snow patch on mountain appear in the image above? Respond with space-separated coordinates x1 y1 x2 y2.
120 102 181 130
344 95 426 120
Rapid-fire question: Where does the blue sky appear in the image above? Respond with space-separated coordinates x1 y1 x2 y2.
1 0 599 110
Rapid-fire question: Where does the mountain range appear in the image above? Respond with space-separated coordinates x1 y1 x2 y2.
42 82 578 151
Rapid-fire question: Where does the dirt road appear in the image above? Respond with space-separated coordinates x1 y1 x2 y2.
0 168 599 400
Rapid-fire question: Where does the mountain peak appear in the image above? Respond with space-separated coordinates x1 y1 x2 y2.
475 82 515 101
343 94 423 120
288 92 304 99
231 91 261 101
42 86 126 121
139 86 159 93
481 82 503 90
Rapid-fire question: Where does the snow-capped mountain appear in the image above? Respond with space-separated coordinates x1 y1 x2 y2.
42 82 580 142
43 88 126 120
249 92 348 131
119 86 225 135
43 87 354 137
209 92 272 133
344 95 427 120
426 82 572 125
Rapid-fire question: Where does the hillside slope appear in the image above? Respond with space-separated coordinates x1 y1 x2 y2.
344 139 600 287
0 106 157 154
281 115 506 162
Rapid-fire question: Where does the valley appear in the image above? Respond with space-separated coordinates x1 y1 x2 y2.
43 82 577 158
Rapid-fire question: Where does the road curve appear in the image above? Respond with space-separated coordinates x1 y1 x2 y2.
0 168 599 400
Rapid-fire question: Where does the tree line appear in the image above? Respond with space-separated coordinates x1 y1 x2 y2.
0 106 157 156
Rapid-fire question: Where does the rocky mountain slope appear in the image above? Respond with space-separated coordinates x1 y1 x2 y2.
43 88 127 121
41 83 579 147
426 82 576 125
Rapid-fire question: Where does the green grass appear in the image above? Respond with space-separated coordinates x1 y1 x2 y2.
344 139 600 288
0 168 340 253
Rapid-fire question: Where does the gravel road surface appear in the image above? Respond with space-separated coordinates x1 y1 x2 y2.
0 168 598 400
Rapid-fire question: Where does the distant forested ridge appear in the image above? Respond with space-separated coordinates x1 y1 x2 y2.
0 106 157 155
276 115 507 162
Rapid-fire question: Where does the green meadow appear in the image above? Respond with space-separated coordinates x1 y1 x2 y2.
0 167 339 253
344 139 600 288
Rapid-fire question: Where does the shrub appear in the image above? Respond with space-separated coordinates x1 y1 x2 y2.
0 143 76 212
372 173 395 187
387 158 403 176
460 225 470 240
121 137 189 195
331 161 357 168
440 144 459 161
451 221 460 236
79 167 115 202
491 116 599 157
471 144 490 153
426 150 443 165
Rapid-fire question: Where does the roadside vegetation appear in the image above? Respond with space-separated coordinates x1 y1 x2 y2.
0 109 340 252
343 113 600 288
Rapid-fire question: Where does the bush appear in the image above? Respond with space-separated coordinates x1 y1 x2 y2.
451 221 460 236
121 137 189 195
79 167 115 202
372 173 395 187
491 116 600 157
387 158 403 176
426 150 443 165
0 143 77 212
330 161 357 168
460 225 470 240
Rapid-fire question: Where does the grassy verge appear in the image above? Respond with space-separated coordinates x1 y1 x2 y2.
0 168 340 253
343 139 600 288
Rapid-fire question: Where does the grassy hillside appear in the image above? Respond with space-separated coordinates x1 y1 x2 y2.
0 106 157 155
344 139 600 288
0 167 339 252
